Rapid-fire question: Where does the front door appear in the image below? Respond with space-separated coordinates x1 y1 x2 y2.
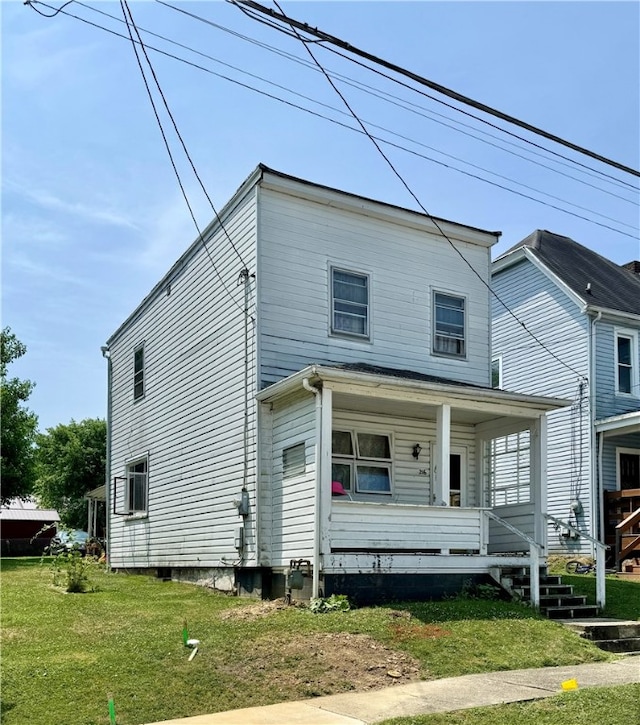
449 448 467 506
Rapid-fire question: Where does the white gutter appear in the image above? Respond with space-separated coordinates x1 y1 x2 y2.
303 376 322 599
258 364 569 412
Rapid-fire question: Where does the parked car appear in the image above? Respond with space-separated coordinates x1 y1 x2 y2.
48 530 91 556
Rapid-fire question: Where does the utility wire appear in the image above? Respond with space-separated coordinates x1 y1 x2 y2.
118 0 246 317
232 0 640 180
38 1 636 227
153 0 638 202
119 2 247 269
27 0 638 239
270 0 587 381
23 0 73 17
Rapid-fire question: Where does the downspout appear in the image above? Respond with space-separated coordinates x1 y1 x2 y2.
589 311 603 553
101 345 112 567
303 376 322 599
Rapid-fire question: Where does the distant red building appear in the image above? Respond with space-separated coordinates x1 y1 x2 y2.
1 499 60 556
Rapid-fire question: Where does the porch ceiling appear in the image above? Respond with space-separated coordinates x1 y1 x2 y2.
332 391 526 425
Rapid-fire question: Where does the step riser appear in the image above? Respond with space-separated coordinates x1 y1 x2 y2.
591 638 640 653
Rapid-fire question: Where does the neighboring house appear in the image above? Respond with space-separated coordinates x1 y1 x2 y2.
492 230 640 565
0 498 60 556
103 165 567 604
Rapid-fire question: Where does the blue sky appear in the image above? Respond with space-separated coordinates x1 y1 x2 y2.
2 0 639 431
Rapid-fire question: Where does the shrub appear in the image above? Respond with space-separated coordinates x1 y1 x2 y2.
309 594 351 613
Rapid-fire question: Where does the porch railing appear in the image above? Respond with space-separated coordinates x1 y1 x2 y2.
544 513 608 609
485 510 542 609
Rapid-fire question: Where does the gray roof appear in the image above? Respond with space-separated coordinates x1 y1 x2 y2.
497 229 640 316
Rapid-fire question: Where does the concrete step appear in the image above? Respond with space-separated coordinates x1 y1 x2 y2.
558 619 640 653
595 638 640 653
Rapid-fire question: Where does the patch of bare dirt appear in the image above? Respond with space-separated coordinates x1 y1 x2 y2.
217 603 428 697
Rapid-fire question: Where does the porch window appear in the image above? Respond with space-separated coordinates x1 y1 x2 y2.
332 430 392 494
433 292 465 357
331 268 369 338
615 329 638 396
485 432 531 506
127 457 148 514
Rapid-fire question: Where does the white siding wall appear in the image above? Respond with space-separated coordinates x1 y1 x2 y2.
257 187 492 389
266 391 317 565
331 410 477 507
492 260 591 552
108 190 258 568
594 320 640 420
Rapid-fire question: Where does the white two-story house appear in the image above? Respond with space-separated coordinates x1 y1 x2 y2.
103 166 567 604
492 230 640 568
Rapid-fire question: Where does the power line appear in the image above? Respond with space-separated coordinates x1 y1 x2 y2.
154 0 638 202
117 0 246 317
27 0 638 239
232 0 640 180
269 0 588 382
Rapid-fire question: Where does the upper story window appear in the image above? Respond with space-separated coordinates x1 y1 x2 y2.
491 357 502 388
331 268 369 338
283 442 306 479
127 457 148 514
615 329 638 396
331 429 392 494
133 344 145 400
433 292 466 358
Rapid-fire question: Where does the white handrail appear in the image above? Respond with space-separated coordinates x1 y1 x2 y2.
543 513 607 609
485 511 543 609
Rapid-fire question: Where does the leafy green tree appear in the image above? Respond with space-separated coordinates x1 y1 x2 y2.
1 328 38 504
35 418 106 529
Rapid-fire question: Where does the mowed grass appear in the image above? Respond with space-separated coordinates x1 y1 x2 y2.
2 559 634 725
380 683 640 725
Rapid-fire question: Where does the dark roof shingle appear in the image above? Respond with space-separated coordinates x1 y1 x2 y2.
497 229 640 316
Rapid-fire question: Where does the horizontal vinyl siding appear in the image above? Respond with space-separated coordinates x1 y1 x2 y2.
108 191 258 569
258 188 492 389
268 392 317 566
594 321 640 420
332 410 477 507
492 260 592 552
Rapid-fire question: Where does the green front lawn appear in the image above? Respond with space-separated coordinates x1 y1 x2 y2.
380 683 640 725
2 558 636 725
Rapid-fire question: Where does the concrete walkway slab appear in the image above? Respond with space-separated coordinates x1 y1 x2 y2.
147 656 640 725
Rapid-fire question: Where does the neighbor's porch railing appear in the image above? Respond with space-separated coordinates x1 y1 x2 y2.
544 513 608 609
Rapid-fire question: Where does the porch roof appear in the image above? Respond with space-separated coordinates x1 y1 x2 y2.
595 410 640 436
257 363 569 423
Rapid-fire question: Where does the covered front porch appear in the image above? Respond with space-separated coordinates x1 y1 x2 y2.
259 363 569 606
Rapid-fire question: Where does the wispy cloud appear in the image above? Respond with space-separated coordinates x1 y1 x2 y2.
3 179 140 231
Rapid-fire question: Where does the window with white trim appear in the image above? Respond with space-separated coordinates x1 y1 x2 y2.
283 443 305 479
331 268 369 338
133 344 145 400
127 457 148 514
615 329 638 396
433 292 466 357
331 430 392 494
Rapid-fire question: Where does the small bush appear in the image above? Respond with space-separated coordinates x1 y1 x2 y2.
50 551 95 593
309 594 351 613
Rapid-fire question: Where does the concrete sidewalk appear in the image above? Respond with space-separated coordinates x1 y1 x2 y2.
147 656 640 725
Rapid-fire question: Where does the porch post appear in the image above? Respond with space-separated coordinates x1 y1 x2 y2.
317 386 333 596
530 415 548 551
435 404 451 506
